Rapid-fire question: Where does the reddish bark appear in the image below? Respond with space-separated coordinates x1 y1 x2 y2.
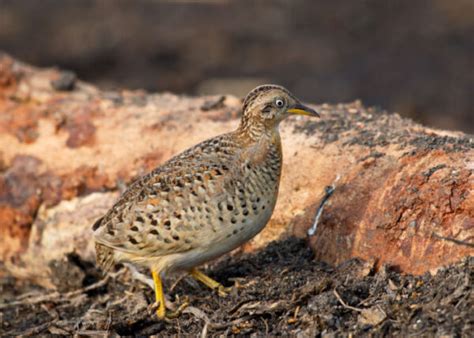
0 54 472 283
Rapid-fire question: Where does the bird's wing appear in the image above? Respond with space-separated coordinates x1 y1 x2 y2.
93 133 243 257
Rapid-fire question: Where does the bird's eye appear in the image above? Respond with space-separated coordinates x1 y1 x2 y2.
275 99 285 108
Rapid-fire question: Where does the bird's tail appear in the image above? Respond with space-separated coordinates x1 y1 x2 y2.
95 242 116 273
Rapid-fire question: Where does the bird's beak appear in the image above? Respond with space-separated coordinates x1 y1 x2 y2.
287 103 320 118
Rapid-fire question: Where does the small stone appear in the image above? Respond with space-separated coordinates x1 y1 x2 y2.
388 279 398 291
51 71 77 91
201 95 226 111
358 306 387 326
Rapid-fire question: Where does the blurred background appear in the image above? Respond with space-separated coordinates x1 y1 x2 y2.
0 0 473 132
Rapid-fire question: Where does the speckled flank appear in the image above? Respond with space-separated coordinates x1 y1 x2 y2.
93 85 308 274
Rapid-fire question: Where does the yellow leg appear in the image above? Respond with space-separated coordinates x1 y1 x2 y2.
152 270 166 319
190 268 229 297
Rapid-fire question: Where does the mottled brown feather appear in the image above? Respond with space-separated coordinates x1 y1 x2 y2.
93 85 310 273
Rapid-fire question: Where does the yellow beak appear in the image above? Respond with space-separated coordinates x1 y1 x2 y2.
287 103 320 117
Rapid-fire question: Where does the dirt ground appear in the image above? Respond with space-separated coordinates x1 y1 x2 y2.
0 238 472 336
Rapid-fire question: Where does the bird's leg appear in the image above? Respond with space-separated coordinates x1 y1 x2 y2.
189 268 230 297
151 270 189 319
151 270 166 319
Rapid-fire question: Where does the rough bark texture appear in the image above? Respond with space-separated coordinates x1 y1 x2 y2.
0 54 472 286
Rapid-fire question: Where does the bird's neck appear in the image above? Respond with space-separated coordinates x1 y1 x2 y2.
236 122 282 168
237 119 280 144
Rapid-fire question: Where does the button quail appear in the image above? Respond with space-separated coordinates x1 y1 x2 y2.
92 84 319 318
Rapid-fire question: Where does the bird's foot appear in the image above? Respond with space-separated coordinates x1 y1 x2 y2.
216 284 232 298
156 301 166 320
189 268 232 298
161 295 189 319
152 297 189 320
164 301 189 319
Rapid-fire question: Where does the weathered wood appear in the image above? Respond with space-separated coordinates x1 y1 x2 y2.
0 54 472 286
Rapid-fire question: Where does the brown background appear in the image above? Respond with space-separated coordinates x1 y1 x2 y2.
1 0 473 132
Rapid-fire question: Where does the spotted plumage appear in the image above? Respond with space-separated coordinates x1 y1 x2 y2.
92 84 319 318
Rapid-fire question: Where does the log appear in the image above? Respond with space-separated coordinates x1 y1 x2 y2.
0 54 472 287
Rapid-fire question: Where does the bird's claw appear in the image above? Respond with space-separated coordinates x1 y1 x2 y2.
165 301 189 319
216 285 232 297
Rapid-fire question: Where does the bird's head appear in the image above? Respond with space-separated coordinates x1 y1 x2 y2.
239 84 319 136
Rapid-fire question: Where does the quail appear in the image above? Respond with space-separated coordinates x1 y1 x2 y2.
92 84 319 318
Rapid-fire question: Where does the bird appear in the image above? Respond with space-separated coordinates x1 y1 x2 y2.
92 84 319 319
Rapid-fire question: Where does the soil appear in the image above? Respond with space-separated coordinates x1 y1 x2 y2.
295 104 474 153
1 238 472 336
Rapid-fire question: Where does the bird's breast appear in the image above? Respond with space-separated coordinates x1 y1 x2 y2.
168 140 283 271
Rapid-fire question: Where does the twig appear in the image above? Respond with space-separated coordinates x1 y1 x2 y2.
75 330 112 336
183 306 211 338
183 306 253 332
209 315 253 330
124 262 155 290
287 305 300 324
169 274 186 292
333 288 363 312
431 232 474 248
262 317 269 335
5 320 57 336
308 175 340 236
0 268 124 309
15 290 44 301
201 322 209 338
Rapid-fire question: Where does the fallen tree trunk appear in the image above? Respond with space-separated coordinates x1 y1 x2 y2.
0 54 472 287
